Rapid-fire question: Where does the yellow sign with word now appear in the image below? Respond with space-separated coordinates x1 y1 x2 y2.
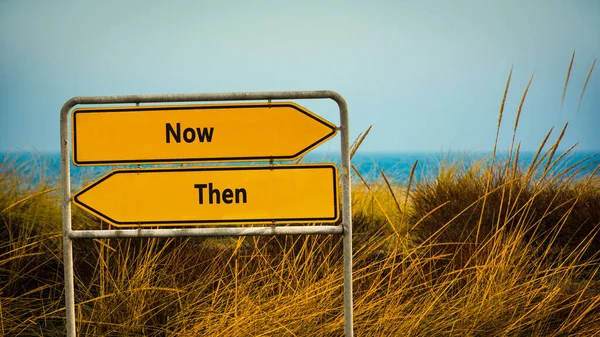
73 164 338 227
72 102 337 166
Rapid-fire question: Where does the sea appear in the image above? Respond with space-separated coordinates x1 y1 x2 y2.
1 151 598 187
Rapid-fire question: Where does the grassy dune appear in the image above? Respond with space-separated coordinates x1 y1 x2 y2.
1 141 599 336
2 65 600 335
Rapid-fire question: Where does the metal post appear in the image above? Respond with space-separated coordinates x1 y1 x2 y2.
334 95 353 337
60 90 352 336
60 101 76 337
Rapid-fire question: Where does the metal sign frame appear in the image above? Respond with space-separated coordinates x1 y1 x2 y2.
60 90 353 336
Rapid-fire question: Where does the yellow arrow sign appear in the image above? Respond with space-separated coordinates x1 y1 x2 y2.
72 102 337 166
73 164 338 227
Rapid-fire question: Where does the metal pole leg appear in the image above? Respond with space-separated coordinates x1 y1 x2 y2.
61 100 76 337
336 96 353 337
63 234 76 336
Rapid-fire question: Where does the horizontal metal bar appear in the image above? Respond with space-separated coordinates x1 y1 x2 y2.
68 225 344 239
61 90 346 111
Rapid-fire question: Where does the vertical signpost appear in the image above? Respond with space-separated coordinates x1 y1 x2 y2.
60 91 353 336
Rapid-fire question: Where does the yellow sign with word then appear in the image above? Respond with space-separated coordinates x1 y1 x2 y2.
72 102 337 166
73 165 338 227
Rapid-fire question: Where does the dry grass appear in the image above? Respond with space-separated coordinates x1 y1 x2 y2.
2 146 598 336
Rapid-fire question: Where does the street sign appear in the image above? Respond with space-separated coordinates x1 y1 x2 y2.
72 102 337 166
61 92 354 337
73 164 338 227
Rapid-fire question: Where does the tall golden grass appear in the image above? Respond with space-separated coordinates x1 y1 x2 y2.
1 61 599 336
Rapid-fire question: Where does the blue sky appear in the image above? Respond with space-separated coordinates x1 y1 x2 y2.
1 0 599 154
